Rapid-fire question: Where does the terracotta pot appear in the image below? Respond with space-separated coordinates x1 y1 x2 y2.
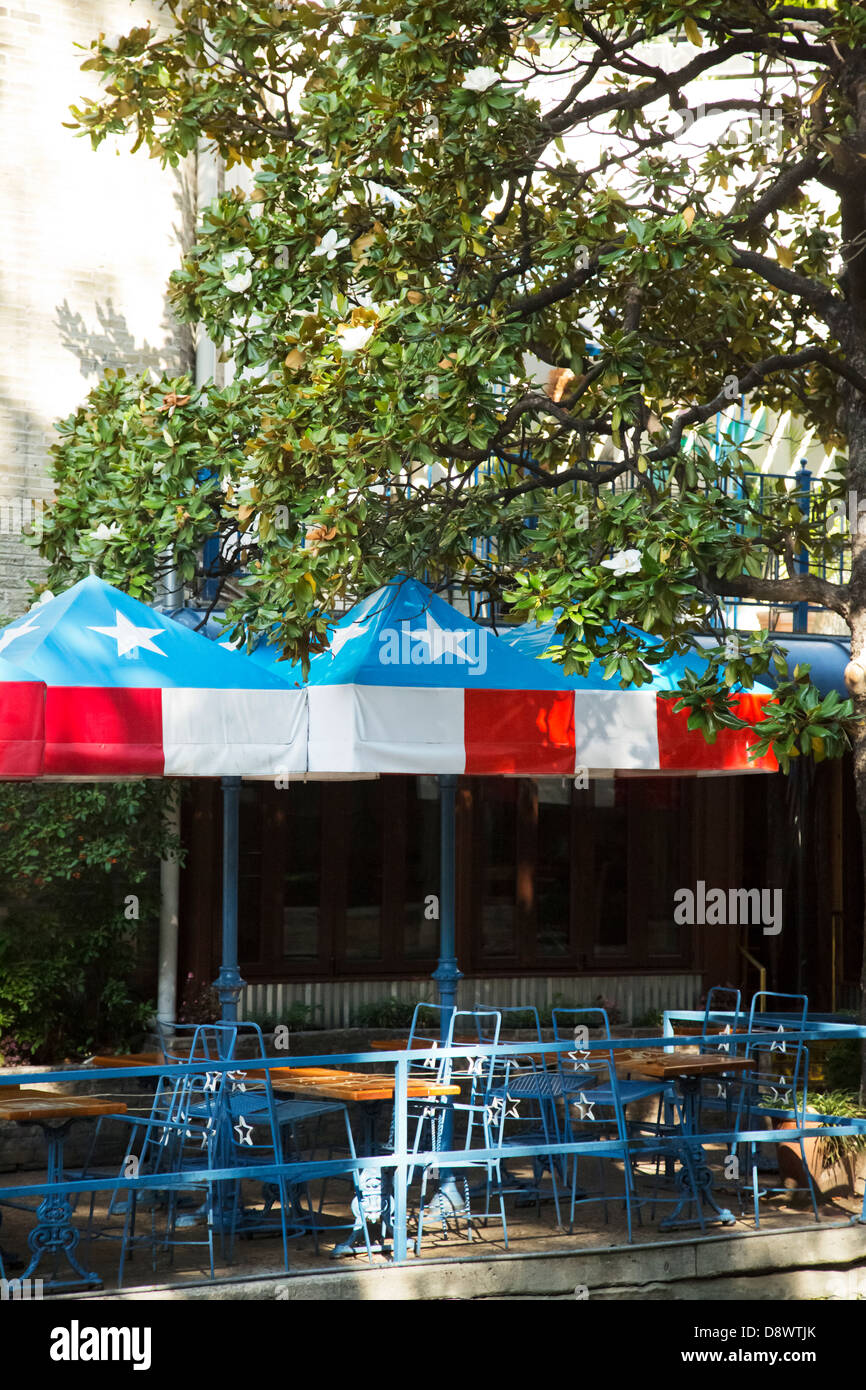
774 1119 824 1189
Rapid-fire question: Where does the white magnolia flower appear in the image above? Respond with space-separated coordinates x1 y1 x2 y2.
312 228 349 261
462 66 500 93
224 268 252 294
389 19 403 34
600 548 642 577
336 323 374 353
92 521 123 542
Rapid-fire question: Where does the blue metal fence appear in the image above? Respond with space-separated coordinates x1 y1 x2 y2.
3 1021 866 1285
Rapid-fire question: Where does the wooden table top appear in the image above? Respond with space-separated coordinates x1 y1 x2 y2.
263 1067 461 1104
621 1051 753 1080
86 1052 164 1069
0 1090 127 1123
369 1037 482 1051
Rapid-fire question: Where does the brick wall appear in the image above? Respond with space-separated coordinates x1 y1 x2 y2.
0 0 194 619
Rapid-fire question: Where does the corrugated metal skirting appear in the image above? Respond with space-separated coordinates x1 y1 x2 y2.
240 974 702 1029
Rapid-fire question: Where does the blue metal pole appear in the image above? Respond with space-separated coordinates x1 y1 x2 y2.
432 774 462 1025
432 773 463 1210
214 775 245 1022
794 461 811 633
393 1056 408 1262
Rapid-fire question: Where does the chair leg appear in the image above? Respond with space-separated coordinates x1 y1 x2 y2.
798 1139 821 1224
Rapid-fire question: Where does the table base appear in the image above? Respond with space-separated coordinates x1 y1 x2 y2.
20 1123 102 1293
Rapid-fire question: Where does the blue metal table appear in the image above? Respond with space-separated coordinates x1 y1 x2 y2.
0 1090 125 1292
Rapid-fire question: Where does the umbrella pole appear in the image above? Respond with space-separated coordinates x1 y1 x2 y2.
215 775 246 1023
432 773 464 1211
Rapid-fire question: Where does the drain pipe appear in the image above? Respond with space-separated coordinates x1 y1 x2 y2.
154 139 224 1026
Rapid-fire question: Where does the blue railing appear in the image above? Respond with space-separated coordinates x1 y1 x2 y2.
3 1021 866 1285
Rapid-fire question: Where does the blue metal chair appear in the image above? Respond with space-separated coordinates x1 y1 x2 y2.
730 991 820 1227
696 985 744 1133
473 1004 570 1222
552 1008 699 1239
87 1023 372 1282
414 1010 510 1251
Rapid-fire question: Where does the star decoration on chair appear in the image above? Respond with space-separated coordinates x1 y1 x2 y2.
464 1056 484 1077
204 1072 221 1093
769 1027 787 1055
767 1076 792 1105
715 1082 727 1098
234 1116 254 1146
574 1093 595 1122
227 1070 248 1093
504 1095 520 1120
714 1025 732 1055
567 1050 592 1071
422 1041 439 1070
484 1097 505 1129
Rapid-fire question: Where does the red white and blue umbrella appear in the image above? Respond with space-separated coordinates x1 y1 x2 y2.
0 575 306 778
248 577 776 774
505 613 777 774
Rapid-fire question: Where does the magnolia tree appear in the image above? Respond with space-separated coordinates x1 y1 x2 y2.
42 1 866 1053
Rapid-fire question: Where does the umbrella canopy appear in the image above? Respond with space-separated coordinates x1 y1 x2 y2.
0 653 44 777
250 578 580 775
504 614 777 774
0 576 306 778
248 578 776 774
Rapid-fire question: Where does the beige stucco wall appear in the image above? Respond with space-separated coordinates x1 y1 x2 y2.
0 0 193 619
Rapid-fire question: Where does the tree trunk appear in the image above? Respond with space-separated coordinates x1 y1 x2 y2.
844 386 866 1105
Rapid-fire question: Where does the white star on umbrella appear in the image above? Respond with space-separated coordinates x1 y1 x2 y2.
573 1093 595 1122
234 1116 254 1147
0 613 40 656
413 613 474 663
329 620 370 657
89 610 168 659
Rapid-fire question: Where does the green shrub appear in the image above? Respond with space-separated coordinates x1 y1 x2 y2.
352 998 422 1029
632 1008 663 1029
813 1089 866 1168
0 781 182 1061
245 1001 323 1033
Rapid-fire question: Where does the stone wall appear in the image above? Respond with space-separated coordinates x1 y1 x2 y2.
0 0 194 619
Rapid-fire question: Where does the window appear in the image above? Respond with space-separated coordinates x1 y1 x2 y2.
216 772 693 980
342 781 384 961
280 784 322 960
402 778 440 959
